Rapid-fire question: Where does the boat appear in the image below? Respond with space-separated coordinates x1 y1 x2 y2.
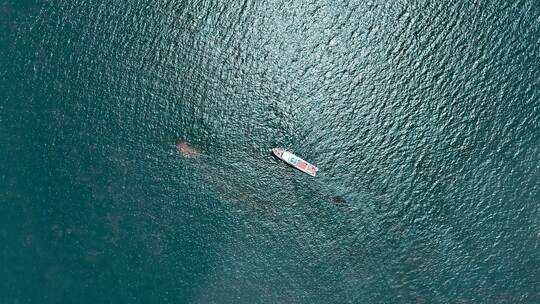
272 148 319 176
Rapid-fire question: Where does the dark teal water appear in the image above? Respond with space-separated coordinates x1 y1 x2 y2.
1 1 539 303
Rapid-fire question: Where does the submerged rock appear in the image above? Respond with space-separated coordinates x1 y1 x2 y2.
332 196 347 205
176 141 201 158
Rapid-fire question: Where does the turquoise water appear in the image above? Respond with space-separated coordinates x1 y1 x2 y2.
1 1 539 303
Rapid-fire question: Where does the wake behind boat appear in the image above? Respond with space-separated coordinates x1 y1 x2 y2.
272 148 319 176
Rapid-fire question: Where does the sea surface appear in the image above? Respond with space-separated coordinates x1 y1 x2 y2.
1 1 539 303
